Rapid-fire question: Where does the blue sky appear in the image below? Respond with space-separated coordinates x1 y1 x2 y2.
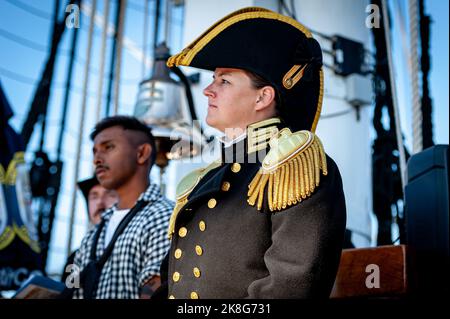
425 0 449 145
0 0 448 275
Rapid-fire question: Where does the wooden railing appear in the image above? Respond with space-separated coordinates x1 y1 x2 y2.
331 245 412 298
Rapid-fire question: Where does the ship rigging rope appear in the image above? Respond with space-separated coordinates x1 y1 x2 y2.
95 0 110 124
408 0 423 154
381 0 407 191
67 0 97 256
113 0 127 115
142 0 150 79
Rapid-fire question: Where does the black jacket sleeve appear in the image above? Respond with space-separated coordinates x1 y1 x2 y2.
247 157 346 298
151 250 169 299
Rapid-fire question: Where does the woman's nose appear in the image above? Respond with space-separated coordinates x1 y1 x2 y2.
203 83 215 98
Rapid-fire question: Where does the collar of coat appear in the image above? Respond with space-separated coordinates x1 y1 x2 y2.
220 117 282 164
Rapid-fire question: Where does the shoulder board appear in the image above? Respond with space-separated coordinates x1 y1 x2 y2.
168 160 221 238
247 128 328 212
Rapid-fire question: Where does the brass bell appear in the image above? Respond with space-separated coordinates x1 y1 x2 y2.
134 42 204 169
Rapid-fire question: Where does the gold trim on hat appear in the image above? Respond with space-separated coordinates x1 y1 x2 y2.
166 7 322 132
167 8 312 68
311 68 324 132
282 64 307 90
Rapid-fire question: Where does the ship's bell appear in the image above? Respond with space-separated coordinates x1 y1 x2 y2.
134 42 203 168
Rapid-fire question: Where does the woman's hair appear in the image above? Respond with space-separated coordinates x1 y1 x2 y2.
244 70 280 110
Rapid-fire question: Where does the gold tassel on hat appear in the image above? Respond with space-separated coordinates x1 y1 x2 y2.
247 129 327 212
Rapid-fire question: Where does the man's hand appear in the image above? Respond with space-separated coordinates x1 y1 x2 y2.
140 275 161 299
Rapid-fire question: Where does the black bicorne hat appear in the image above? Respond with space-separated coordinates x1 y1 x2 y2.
167 7 323 132
77 176 99 208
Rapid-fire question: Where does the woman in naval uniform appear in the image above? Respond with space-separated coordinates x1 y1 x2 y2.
154 7 347 299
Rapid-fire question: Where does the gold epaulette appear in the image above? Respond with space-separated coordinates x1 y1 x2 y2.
168 160 221 238
247 128 328 212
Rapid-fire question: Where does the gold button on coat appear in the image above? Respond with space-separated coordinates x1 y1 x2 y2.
207 198 217 208
195 245 203 255
199 221 206 231
173 272 180 282
190 292 199 299
178 227 187 237
221 181 231 191
231 163 241 173
174 249 182 259
193 267 201 278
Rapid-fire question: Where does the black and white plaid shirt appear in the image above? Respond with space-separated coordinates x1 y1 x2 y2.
72 183 173 299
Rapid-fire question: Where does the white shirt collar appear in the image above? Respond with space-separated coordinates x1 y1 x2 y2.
218 132 247 148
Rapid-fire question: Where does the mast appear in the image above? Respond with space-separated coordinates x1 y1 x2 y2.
67 0 97 256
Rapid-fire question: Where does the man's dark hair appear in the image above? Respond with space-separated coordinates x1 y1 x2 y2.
90 116 157 169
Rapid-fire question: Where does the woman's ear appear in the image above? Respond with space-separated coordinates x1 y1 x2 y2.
137 143 152 165
255 86 276 111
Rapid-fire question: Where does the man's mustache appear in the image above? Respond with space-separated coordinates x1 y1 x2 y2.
95 164 109 172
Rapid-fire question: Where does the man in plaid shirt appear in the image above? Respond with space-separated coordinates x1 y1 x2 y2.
71 116 173 299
